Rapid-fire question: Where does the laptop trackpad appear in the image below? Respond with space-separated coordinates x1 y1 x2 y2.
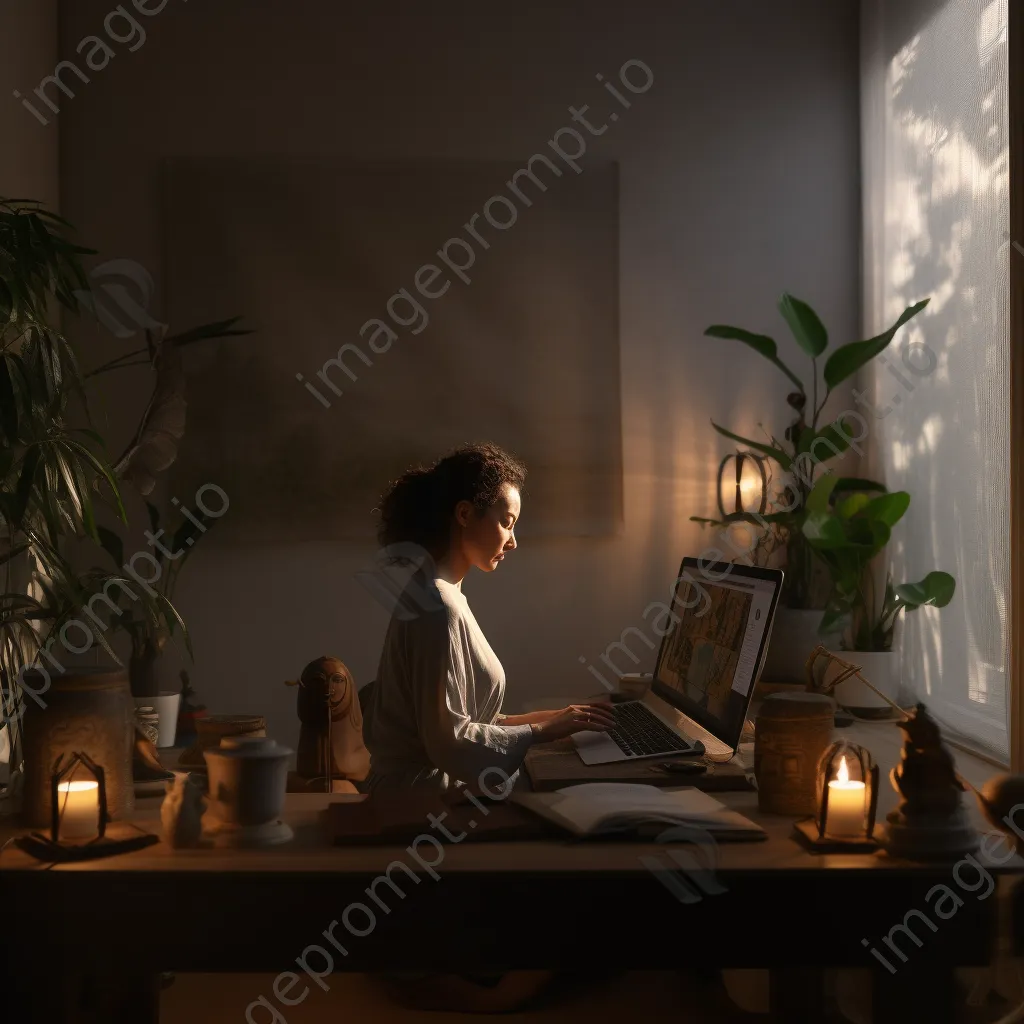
571 730 623 765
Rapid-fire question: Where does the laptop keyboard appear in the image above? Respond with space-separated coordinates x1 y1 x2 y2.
608 702 696 757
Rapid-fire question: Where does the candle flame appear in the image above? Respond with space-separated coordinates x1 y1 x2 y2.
836 755 849 784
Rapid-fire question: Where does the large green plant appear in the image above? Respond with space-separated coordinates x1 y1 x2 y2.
801 474 955 650
0 200 186 764
691 293 930 608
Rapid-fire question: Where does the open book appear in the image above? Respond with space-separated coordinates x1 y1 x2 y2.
512 783 766 841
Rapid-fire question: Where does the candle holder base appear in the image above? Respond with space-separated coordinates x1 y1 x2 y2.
793 818 884 852
14 831 159 863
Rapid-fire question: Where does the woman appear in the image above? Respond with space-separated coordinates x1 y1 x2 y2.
363 442 615 794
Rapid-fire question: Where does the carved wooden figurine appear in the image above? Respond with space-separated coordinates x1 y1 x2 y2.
286 656 369 790
883 703 978 860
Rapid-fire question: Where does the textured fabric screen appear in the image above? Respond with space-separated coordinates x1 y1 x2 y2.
861 0 1010 758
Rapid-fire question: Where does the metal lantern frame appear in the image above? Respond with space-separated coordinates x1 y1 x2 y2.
50 749 107 843
716 450 769 518
815 740 879 840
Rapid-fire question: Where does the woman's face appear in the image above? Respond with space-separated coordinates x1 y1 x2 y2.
453 483 521 573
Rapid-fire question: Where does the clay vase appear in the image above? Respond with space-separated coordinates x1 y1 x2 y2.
20 667 135 827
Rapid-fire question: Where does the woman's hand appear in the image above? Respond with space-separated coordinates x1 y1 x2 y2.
530 702 616 743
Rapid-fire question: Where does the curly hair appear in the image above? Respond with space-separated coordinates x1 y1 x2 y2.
376 443 526 560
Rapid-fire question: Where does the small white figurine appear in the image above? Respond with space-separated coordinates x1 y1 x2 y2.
161 771 205 848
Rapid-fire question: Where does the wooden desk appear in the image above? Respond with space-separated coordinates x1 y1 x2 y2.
2 786 1019 1024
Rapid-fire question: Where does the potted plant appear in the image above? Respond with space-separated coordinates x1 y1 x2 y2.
801 473 956 712
0 199 185 801
691 293 929 681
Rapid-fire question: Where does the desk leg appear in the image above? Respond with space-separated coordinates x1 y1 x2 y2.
5 963 159 1023
769 968 826 1022
872 964 956 1024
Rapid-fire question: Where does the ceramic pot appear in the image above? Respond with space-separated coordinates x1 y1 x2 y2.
20 667 135 827
759 608 841 684
153 691 181 748
825 650 900 716
203 736 290 828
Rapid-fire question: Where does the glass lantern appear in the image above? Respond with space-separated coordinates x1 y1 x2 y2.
814 740 879 841
50 750 107 843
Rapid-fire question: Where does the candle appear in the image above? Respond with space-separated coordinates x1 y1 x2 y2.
57 780 99 839
825 756 865 837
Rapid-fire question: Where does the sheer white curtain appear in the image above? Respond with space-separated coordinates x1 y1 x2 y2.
861 0 1010 759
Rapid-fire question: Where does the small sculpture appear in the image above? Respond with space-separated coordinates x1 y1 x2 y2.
883 703 978 860
286 656 369 790
161 772 205 848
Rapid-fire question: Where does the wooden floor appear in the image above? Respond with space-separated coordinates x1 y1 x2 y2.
159 969 760 1023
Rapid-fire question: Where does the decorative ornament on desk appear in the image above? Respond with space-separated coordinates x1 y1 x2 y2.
805 645 902 721
14 749 160 863
160 771 205 848
754 691 835 816
794 740 881 851
201 736 293 847
883 703 979 860
177 713 266 770
285 656 369 791
975 775 1024 854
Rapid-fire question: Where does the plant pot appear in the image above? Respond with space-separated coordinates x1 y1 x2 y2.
825 650 900 717
20 667 135 827
760 608 841 685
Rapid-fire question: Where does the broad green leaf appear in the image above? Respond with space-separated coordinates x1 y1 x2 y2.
896 571 956 609
860 491 910 528
710 421 792 471
823 299 930 390
844 517 891 552
802 510 845 547
806 473 838 514
778 294 827 357
704 325 804 393
799 418 857 462
837 493 871 519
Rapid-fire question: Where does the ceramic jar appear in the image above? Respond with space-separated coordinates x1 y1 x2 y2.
202 736 291 839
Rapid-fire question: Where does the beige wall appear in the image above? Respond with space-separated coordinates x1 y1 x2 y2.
57 0 862 745
0 0 59 205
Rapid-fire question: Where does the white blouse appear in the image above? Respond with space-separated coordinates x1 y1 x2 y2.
363 577 535 792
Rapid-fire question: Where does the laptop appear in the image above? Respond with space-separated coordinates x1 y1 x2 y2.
572 558 784 764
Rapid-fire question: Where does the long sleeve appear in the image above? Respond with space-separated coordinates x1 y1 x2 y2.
406 600 534 788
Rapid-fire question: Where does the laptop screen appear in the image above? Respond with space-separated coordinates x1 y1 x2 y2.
652 558 783 750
